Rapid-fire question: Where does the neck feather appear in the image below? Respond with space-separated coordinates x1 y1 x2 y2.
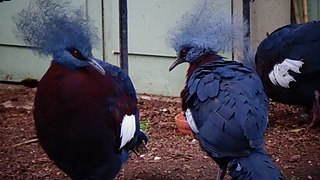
181 53 222 111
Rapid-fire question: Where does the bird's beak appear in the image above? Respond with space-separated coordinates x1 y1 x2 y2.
169 57 186 71
88 58 106 75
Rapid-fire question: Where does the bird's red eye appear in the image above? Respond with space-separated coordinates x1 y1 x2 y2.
67 48 86 61
71 50 80 58
180 49 188 57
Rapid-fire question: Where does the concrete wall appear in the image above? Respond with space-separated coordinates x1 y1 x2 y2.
233 0 291 49
0 0 231 97
0 0 290 97
102 0 200 96
103 0 231 96
250 0 291 48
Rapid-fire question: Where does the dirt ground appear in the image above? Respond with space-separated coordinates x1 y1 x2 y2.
0 84 319 180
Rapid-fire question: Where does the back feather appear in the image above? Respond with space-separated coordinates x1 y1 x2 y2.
186 60 269 158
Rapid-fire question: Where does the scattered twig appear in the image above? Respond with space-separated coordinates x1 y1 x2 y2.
12 138 38 147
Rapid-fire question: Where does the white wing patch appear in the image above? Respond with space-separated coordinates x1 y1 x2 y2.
235 163 242 171
120 114 136 149
268 58 304 88
185 109 199 133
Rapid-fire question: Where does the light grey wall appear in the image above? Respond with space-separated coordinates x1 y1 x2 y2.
0 0 290 97
250 0 291 48
103 0 232 96
102 0 200 96
233 0 291 49
0 0 230 96
232 0 291 62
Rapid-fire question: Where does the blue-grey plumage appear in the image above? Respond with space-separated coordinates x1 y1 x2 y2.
168 1 282 179
228 148 282 180
14 0 99 51
167 1 252 65
172 55 283 180
14 0 101 71
14 0 148 179
186 60 268 151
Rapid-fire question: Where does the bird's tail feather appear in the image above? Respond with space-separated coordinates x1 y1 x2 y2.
241 43 256 71
228 148 283 180
232 18 257 71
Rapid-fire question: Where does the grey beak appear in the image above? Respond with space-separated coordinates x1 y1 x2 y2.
169 57 186 71
88 58 106 75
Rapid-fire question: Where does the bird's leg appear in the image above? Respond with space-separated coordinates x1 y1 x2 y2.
216 168 227 180
300 106 312 121
308 90 320 128
133 142 148 155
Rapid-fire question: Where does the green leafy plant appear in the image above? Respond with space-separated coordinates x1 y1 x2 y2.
140 119 149 131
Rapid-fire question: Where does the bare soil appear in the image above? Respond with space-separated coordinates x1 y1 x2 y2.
0 84 319 180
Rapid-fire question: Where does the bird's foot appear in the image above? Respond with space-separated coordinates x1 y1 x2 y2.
297 113 312 127
216 168 227 180
308 116 320 128
300 113 311 121
308 91 320 128
131 129 148 155
308 122 318 128
133 142 148 155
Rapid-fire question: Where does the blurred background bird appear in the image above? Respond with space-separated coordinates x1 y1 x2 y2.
255 21 320 128
0 0 11 3
168 1 282 179
14 0 148 179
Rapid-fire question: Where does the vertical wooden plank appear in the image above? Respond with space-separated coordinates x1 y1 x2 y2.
302 0 308 22
296 0 303 23
293 0 301 23
300 0 320 22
